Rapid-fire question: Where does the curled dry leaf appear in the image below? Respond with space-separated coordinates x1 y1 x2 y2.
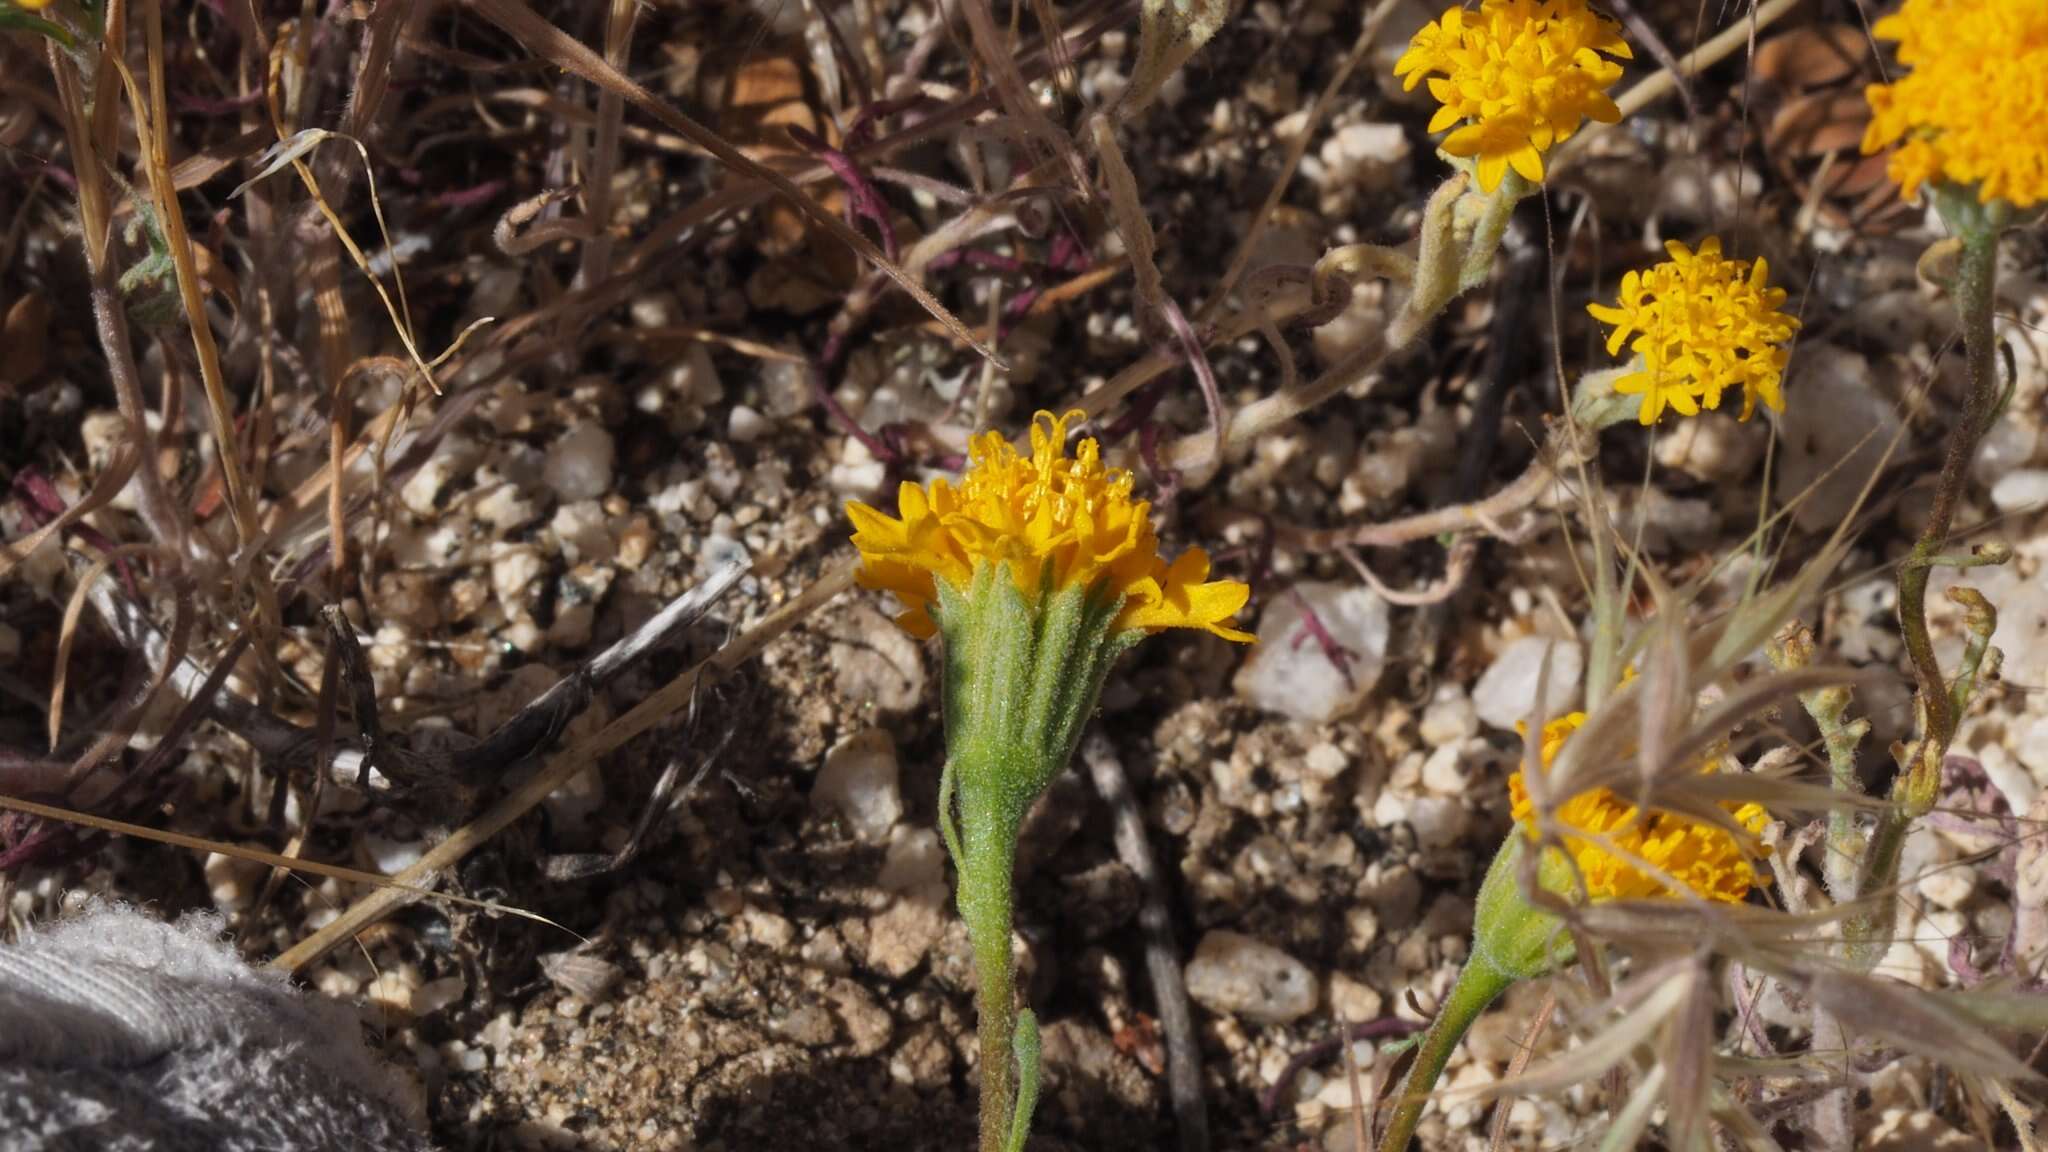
1755 24 1912 234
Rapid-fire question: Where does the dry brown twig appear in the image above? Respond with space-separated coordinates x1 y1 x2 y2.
464 0 1000 367
273 559 821 972
1082 733 1209 1152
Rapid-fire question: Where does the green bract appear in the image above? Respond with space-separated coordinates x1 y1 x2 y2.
936 562 1138 1152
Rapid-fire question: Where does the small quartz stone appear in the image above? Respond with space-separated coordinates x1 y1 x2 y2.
1472 636 1584 732
1991 469 2048 514
543 421 616 502
1233 582 1390 723
1418 688 1478 747
1184 930 1318 1025
812 728 903 843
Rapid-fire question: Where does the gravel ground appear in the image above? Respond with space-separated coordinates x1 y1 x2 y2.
6 0 2048 1149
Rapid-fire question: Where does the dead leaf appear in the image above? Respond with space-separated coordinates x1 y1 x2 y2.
1754 25 1870 92
0 292 51 390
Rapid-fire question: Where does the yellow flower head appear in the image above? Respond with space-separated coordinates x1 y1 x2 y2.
1862 0 2048 208
1509 712 1768 904
846 411 1253 642
1586 237 1801 425
1394 0 1632 193
15 0 53 8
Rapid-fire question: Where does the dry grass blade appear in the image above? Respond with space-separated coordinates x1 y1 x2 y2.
1806 971 2039 1084
1596 1065 1668 1152
49 545 160 751
130 0 257 544
272 559 829 973
466 0 1001 367
1486 987 1556 1152
231 127 448 391
575 0 639 289
0 793 576 938
1660 959 1717 1152
1546 665 1880 813
1488 966 1691 1098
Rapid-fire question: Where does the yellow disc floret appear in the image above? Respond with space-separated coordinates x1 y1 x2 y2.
846 410 1253 641
1508 712 1768 904
1394 0 1632 193
1586 237 1801 425
1862 0 2048 208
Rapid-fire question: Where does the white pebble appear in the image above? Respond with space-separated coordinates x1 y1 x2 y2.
1472 636 1583 732
550 500 615 565
1991 469 2048 514
1407 795 1467 849
1418 688 1478 747
490 544 546 609
1420 744 1466 795
1303 743 1349 781
1318 122 1410 198
1185 930 1318 1025
543 421 615 502
728 404 769 443
813 729 903 843
1233 582 1391 723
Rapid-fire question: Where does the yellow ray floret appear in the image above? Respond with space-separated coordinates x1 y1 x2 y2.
1394 0 1632 193
1862 0 2048 208
1586 237 1801 425
847 411 1253 642
1509 712 1767 904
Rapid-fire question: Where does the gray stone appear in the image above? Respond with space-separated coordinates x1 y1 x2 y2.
1184 930 1317 1025
1233 582 1390 723
812 729 902 843
1472 635 1584 731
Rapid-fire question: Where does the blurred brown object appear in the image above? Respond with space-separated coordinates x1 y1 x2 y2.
718 53 861 313
1756 24 1914 235
1 292 50 392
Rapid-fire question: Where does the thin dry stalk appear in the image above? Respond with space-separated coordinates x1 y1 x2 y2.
1082 734 1208 1152
133 0 259 545
45 43 185 553
273 560 810 972
467 0 999 366
574 0 638 291
0 792 570 933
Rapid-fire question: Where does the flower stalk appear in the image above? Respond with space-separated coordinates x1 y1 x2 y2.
847 411 1251 1151
935 566 1135 1152
1883 190 2010 913
1377 836 1565 1152
1374 714 1764 1150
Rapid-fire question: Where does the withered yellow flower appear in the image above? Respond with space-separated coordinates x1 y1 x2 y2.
1862 0 2048 208
1586 237 1801 425
1394 0 1632 193
846 410 1252 641
1510 711 1768 904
